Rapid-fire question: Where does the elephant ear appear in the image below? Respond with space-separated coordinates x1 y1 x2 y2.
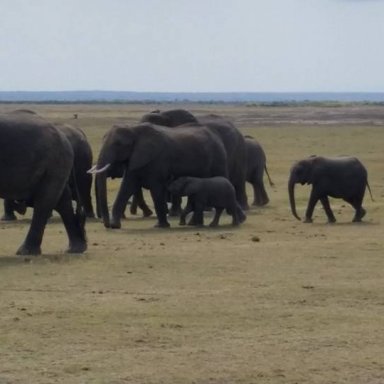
301 156 319 184
182 179 200 196
128 124 166 172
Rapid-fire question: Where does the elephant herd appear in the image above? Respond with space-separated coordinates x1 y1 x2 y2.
0 108 372 256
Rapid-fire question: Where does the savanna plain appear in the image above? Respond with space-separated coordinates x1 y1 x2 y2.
0 103 383 384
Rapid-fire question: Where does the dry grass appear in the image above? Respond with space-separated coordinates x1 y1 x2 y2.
0 103 383 384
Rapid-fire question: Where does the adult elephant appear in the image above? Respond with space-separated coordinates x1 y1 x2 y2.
244 135 274 206
140 109 249 210
2 121 95 220
0 110 87 255
288 155 372 223
90 122 228 229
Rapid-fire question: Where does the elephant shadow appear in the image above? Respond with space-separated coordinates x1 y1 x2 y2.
0 252 87 268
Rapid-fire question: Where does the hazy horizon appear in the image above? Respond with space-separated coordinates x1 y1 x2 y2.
1 0 384 93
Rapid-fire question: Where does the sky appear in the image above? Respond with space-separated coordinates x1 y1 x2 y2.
0 0 383 92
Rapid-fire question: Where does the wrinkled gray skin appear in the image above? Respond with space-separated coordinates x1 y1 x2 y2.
2 122 95 220
0 110 87 255
93 123 228 229
288 155 370 223
244 135 274 206
168 176 246 227
140 109 249 211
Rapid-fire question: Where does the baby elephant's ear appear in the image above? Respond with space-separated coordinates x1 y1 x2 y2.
171 177 192 196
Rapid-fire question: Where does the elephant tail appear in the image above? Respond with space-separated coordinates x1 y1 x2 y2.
264 165 275 187
366 180 374 202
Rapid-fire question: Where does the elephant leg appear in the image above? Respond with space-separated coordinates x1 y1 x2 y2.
192 201 204 227
251 181 261 206
209 207 223 227
130 195 138 215
150 184 170 228
169 195 182 217
111 173 139 228
134 189 153 217
255 182 269 206
236 202 246 224
80 174 95 218
320 197 336 223
55 186 87 253
250 173 269 206
180 198 193 226
304 189 320 223
2 199 18 221
235 181 249 211
16 190 56 256
348 197 366 222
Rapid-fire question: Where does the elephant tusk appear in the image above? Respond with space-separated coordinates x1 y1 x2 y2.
87 163 111 174
87 165 97 174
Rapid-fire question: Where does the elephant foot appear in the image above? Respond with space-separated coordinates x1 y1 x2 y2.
110 218 122 229
142 208 153 218
85 212 96 219
353 208 366 222
154 221 170 228
303 217 313 223
209 222 219 228
1 214 18 221
168 209 181 217
252 199 269 207
238 212 246 224
16 243 41 256
66 241 87 254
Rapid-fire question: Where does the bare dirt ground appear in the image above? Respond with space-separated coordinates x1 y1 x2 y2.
0 103 383 384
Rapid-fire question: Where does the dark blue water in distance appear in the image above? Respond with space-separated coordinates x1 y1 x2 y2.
1 91 384 103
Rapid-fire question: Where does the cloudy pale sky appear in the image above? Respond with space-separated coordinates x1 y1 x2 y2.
0 0 383 92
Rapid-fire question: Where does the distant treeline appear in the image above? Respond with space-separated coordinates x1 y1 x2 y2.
1 91 384 105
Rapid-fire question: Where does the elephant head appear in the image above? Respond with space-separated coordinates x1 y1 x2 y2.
89 123 166 227
168 177 200 197
288 156 317 220
168 177 189 196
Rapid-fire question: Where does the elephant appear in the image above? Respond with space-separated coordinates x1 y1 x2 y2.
0 110 87 255
140 109 249 211
244 135 274 206
168 176 246 227
2 121 95 221
140 108 198 127
288 155 372 223
90 122 228 229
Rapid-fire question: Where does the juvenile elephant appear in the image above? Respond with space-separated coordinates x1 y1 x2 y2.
288 155 372 223
168 176 246 227
90 123 228 229
0 110 87 255
244 135 274 206
2 122 95 221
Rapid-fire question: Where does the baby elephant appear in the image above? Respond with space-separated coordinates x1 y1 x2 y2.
168 176 246 227
288 155 372 223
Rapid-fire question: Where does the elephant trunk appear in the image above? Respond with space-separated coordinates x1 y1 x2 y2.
288 175 301 221
96 171 110 228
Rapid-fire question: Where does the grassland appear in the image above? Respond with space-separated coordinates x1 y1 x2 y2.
0 103 383 384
